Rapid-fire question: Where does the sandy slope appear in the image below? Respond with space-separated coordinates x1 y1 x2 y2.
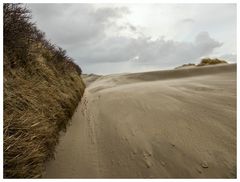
44 64 236 178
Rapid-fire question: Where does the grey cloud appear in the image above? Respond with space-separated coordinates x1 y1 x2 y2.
181 18 195 23
123 23 137 32
128 24 137 31
194 31 223 57
28 4 230 74
28 4 129 46
137 32 222 66
75 32 222 69
94 7 130 21
75 36 137 63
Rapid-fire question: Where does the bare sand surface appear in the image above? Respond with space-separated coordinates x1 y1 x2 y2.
44 64 236 178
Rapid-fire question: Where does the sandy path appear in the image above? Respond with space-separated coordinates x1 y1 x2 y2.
44 64 236 178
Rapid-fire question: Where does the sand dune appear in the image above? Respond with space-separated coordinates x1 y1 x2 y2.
44 64 236 178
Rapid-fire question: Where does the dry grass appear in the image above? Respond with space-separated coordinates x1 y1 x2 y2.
4 4 85 178
175 63 196 69
4 58 85 178
175 58 228 69
197 58 228 66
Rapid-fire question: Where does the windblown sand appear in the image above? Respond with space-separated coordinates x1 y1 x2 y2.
44 64 236 178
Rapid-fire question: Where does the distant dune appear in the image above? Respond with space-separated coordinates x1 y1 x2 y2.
45 64 236 178
81 73 101 87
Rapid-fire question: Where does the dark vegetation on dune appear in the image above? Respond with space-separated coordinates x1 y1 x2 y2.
175 58 228 69
4 4 85 178
197 58 228 66
175 63 196 69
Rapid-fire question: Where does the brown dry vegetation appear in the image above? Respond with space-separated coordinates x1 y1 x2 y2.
175 63 196 69
4 4 85 178
176 58 228 69
197 58 228 66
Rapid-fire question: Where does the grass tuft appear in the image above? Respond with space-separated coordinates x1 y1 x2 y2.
197 58 228 66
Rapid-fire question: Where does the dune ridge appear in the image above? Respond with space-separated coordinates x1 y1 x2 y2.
45 64 236 178
101 63 235 83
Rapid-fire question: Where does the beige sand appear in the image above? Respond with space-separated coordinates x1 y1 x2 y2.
44 64 236 178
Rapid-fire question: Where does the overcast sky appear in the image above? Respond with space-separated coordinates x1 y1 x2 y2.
27 3 236 74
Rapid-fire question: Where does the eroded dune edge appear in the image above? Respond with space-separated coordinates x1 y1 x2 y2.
45 64 236 178
4 4 85 178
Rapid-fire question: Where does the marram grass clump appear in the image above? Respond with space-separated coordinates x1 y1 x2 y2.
197 58 228 66
4 4 85 178
175 58 228 69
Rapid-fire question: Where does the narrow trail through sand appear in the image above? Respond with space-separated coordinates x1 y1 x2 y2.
44 64 236 178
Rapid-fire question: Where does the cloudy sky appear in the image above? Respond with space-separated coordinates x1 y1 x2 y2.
27 3 236 74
